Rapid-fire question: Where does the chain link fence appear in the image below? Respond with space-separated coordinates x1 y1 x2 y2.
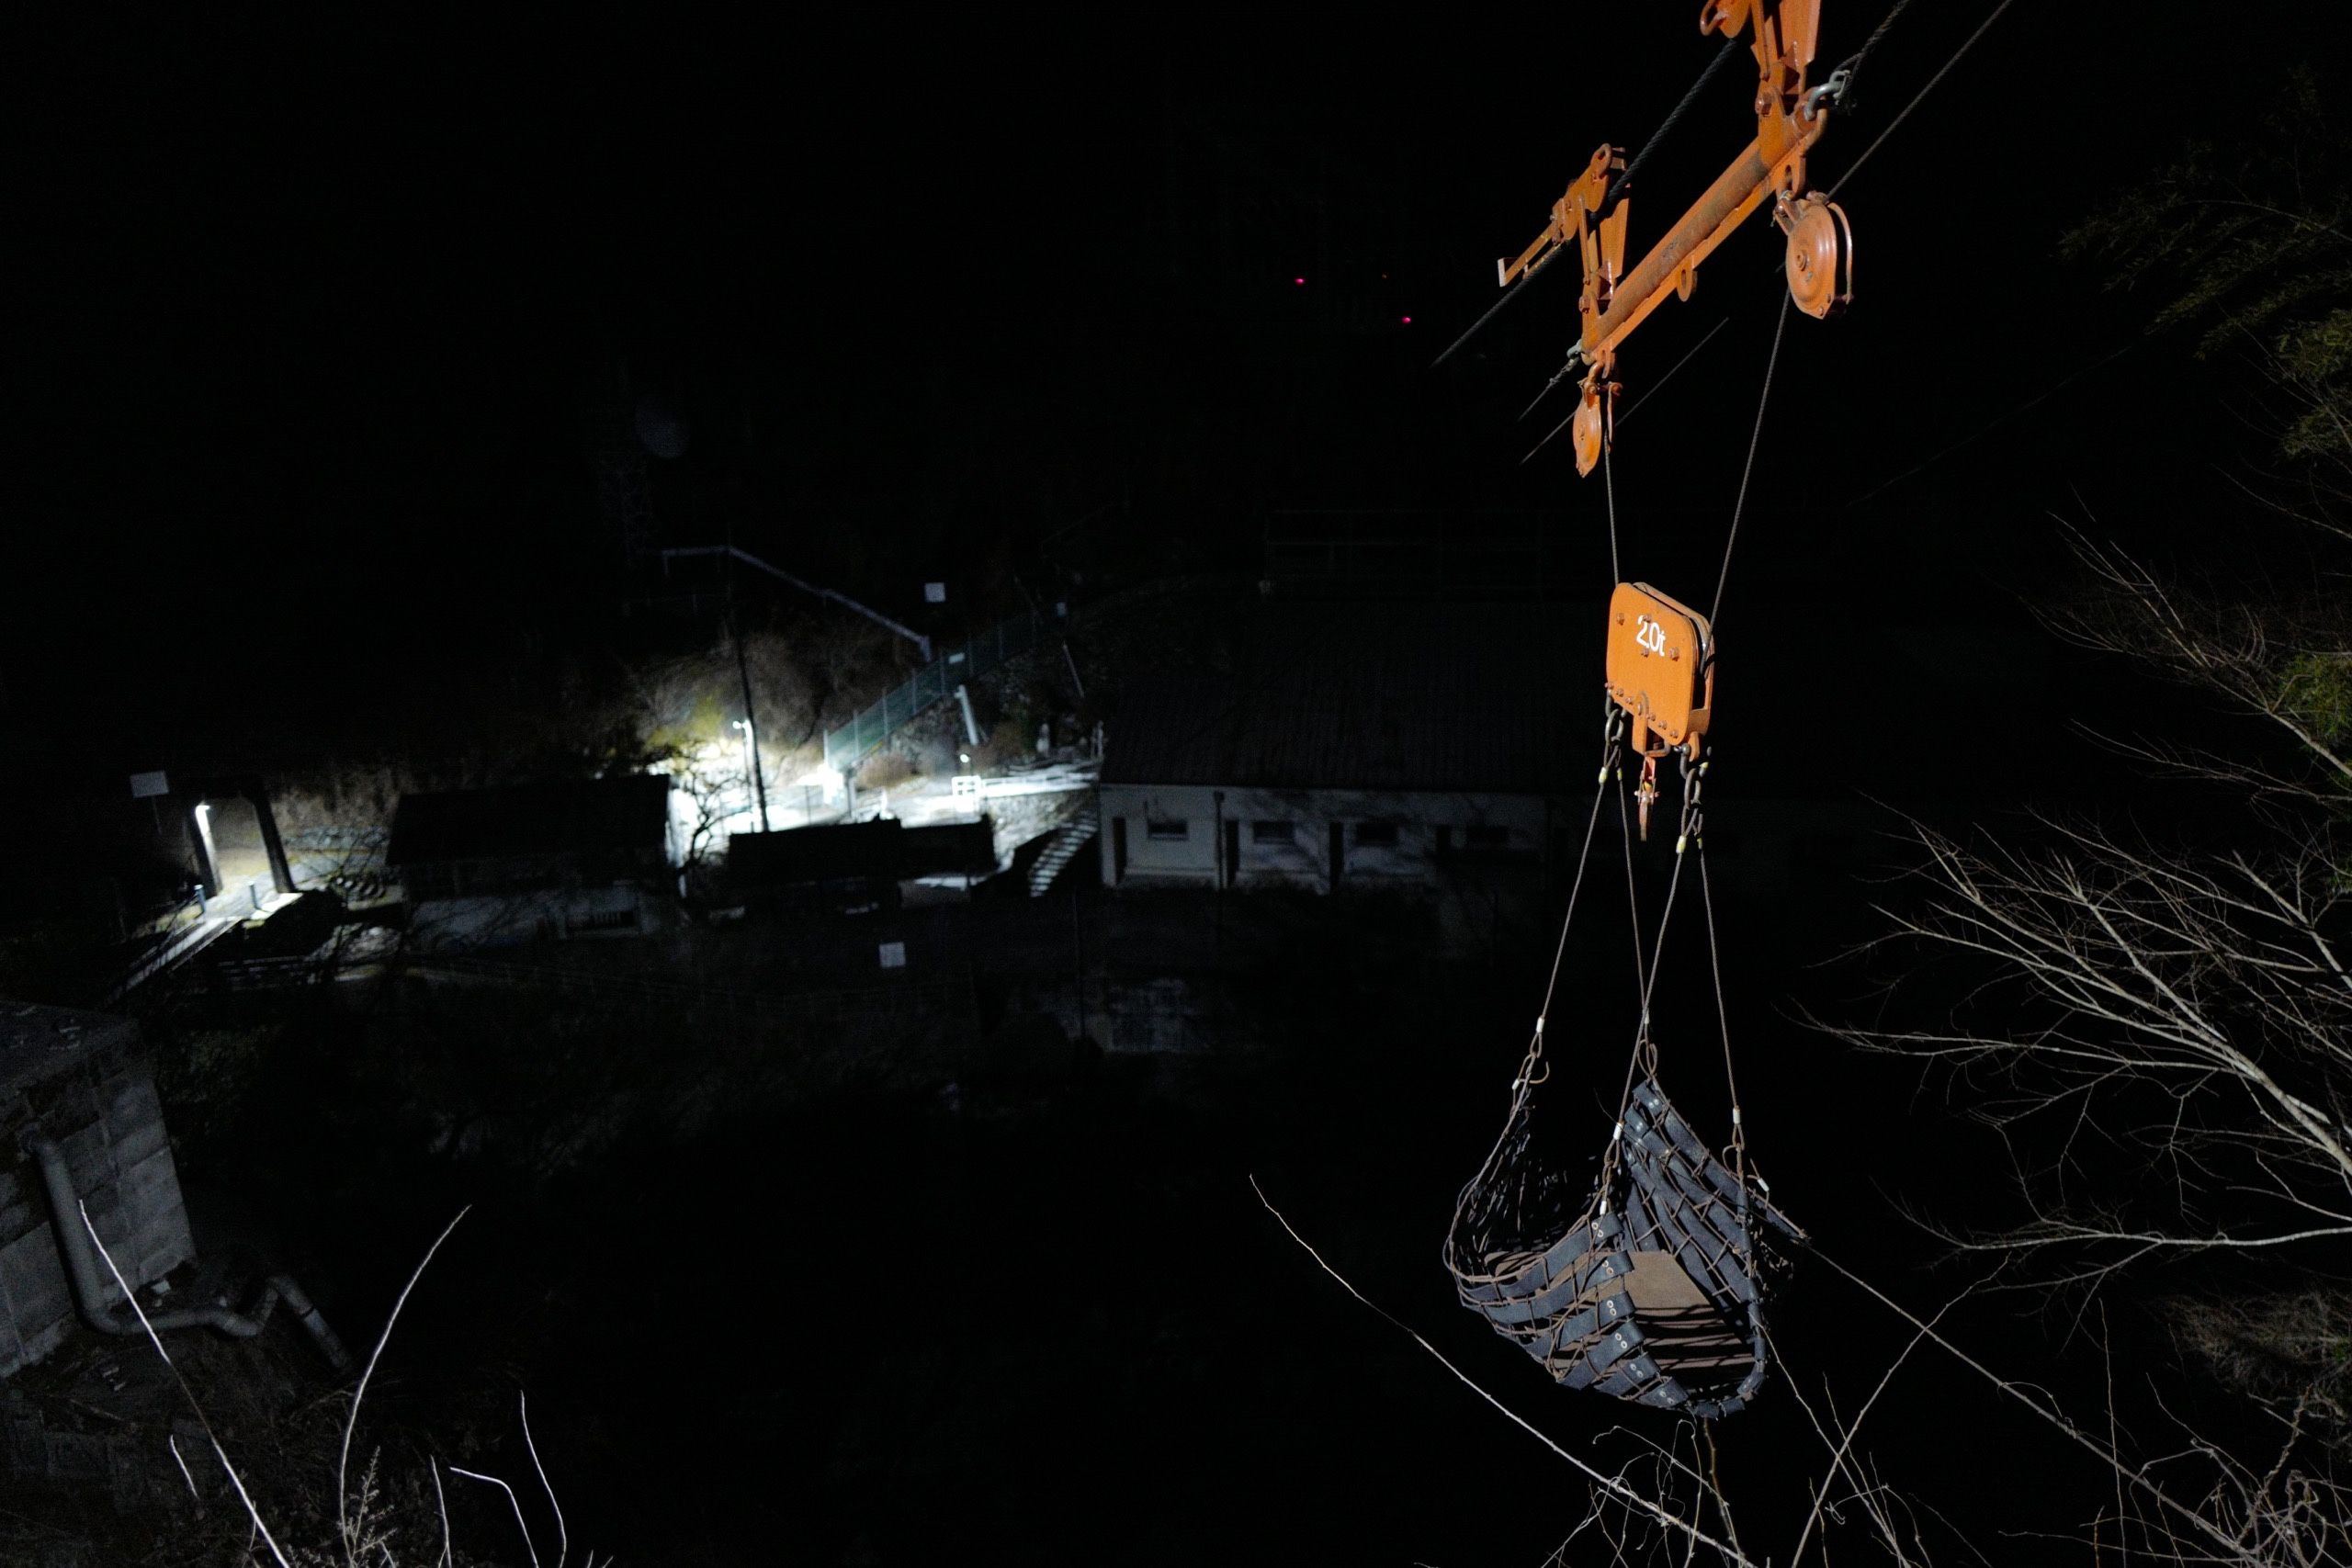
823 606 1062 770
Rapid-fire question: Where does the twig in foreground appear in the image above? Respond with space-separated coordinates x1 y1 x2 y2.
449 1466 542 1568
520 1390 569 1568
1813 1245 2284 1565
339 1206 471 1567
1249 1175 1760 1568
78 1202 293 1568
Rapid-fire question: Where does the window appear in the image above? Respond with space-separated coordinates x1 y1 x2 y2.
1147 818 1189 841
1465 825 1510 851
1250 820 1295 844
1353 821 1399 847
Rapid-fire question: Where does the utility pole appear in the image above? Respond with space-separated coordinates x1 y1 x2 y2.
728 569 772 833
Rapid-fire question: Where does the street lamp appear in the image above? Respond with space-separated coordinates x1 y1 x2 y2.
730 718 771 833
191 800 219 905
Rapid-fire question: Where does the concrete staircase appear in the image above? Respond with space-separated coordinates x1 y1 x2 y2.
1026 799 1100 897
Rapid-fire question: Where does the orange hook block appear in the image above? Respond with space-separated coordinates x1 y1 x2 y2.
1604 581 1713 764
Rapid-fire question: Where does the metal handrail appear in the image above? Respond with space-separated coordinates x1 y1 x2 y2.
409 951 977 1023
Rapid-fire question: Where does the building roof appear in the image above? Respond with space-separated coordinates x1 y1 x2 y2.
389 775 672 866
725 818 995 887
1101 601 1588 795
0 1000 139 1094
725 820 904 886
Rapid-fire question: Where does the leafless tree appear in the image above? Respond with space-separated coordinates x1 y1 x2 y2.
1839 816 2352 1287
2053 535 2352 809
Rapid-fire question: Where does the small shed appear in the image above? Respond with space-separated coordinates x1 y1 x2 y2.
723 818 996 915
390 776 675 898
390 776 677 948
0 1002 195 1378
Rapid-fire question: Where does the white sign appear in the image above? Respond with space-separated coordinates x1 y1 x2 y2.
130 771 170 799
924 581 947 604
877 941 907 969
1635 615 1667 656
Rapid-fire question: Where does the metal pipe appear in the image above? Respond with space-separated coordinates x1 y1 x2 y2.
729 579 773 834
29 1137 352 1373
30 1136 261 1341
247 1272 356 1375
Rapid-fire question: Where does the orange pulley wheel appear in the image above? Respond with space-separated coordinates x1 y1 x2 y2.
1781 193 1853 320
1571 376 1616 477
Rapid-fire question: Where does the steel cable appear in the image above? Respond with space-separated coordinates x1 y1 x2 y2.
1602 37 1748 212
1826 0 2015 199
1523 316 1727 467
1601 440 1622 584
1707 292 1791 634
1698 843 1745 1168
1432 38 1747 369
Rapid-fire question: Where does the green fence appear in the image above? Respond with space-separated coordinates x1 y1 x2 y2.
823 605 1060 770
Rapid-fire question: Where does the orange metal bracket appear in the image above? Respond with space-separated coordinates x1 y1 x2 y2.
1498 0 1855 476
1604 581 1713 839
1606 581 1713 761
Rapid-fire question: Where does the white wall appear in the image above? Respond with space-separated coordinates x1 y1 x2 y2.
1097 783 1550 891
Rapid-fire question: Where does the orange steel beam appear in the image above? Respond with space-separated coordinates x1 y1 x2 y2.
1587 108 1822 365
1498 0 1851 475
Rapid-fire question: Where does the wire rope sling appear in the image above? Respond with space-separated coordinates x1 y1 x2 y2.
1430 0 2004 1423
1443 585 1800 1419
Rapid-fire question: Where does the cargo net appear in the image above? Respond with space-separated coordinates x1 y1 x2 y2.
1445 1072 1798 1420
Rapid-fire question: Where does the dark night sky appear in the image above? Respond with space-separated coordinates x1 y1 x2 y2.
13 7 2351 773
13 12 2352 1562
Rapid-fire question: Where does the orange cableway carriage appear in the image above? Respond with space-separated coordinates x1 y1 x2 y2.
1495 0 1855 476
1604 582 1713 840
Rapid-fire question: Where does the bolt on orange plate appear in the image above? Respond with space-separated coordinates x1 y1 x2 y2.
1604 581 1713 758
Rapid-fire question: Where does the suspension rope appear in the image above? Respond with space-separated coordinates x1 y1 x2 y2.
1706 292 1791 634
1522 317 1727 468
1531 711 1625 1055
1602 39 1749 212
1601 440 1622 585
1430 248 1567 371
1830 0 1916 107
1826 0 2015 200
1698 840 1746 1169
1634 833 1690 1045
1614 317 1728 429
1451 716 1621 1219
1618 846 1689 1096
1432 38 1747 371
1609 0 2016 1227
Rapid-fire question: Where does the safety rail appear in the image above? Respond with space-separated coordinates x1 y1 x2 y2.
99 917 240 1005
822 605 1063 771
214 954 330 992
408 951 978 1028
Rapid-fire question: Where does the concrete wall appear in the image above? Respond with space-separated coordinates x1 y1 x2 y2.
0 1016 195 1380
1 1398 207 1518
1097 783 1549 891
